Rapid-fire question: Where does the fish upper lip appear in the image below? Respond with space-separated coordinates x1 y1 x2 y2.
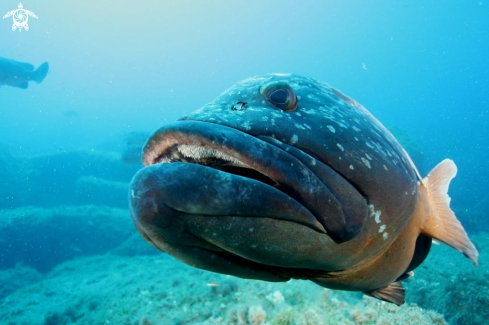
142 121 293 193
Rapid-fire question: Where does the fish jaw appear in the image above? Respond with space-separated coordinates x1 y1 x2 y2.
138 120 374 241
133 120 334 231
129 161 324 234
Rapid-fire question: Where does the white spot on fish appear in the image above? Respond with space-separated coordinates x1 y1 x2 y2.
349 165 354 170
311 159 316 165
354 137 359 141
368 204 375 217
368 205 383 228
365 153 372 160
241 121 251 130
291 134 298 144
366 142 375 149
261 116 269 122
379 224 386 233
374 210 382 224
273 73 291 77
383 164 388 171
383 232 389 240
337 143 345 151
327 125 336 133
361 157 371 169
249 228 254 232
353 126 361 132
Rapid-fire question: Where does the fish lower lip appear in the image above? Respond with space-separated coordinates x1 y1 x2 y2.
130 162 324 232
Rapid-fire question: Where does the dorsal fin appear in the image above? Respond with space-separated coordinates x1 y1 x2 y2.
364 281 405 306
421 159 479 266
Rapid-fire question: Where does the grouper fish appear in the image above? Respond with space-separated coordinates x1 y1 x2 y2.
0 57 49 89
129 73 478 305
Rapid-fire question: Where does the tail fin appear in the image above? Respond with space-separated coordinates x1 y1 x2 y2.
421 159 478 266
33 62 49 83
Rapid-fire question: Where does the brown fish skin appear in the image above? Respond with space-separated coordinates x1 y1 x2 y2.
130 154 478 306
294 159 478 305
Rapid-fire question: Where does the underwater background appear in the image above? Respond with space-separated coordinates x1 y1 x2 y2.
0 1 488 324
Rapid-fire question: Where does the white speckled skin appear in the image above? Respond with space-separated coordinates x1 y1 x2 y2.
181 73 419 236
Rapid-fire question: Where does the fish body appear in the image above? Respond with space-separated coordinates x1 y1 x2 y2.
129 73 478 305
0 57 49 89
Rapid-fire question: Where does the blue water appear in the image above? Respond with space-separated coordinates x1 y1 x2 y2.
1 1 488 324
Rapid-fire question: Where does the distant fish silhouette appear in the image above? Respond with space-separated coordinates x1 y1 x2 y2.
0 57 49 89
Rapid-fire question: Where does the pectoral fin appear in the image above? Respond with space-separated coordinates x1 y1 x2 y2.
364 281 405 306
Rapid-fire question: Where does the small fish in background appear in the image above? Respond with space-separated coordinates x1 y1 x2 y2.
0 57 49 89
121 132 150 165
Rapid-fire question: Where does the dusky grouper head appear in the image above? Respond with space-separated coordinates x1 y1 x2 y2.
129 73 478 305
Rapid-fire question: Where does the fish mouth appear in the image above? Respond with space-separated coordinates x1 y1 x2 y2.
143 130 287 197
132 120 366 242
143 122 297 200
136 120 325 232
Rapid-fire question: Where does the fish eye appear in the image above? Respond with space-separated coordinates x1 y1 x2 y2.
260 82 297 111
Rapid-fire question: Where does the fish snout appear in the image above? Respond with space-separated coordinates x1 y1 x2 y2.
129 161 324 239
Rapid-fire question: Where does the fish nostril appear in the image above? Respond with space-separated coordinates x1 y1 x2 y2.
231 101 247 111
